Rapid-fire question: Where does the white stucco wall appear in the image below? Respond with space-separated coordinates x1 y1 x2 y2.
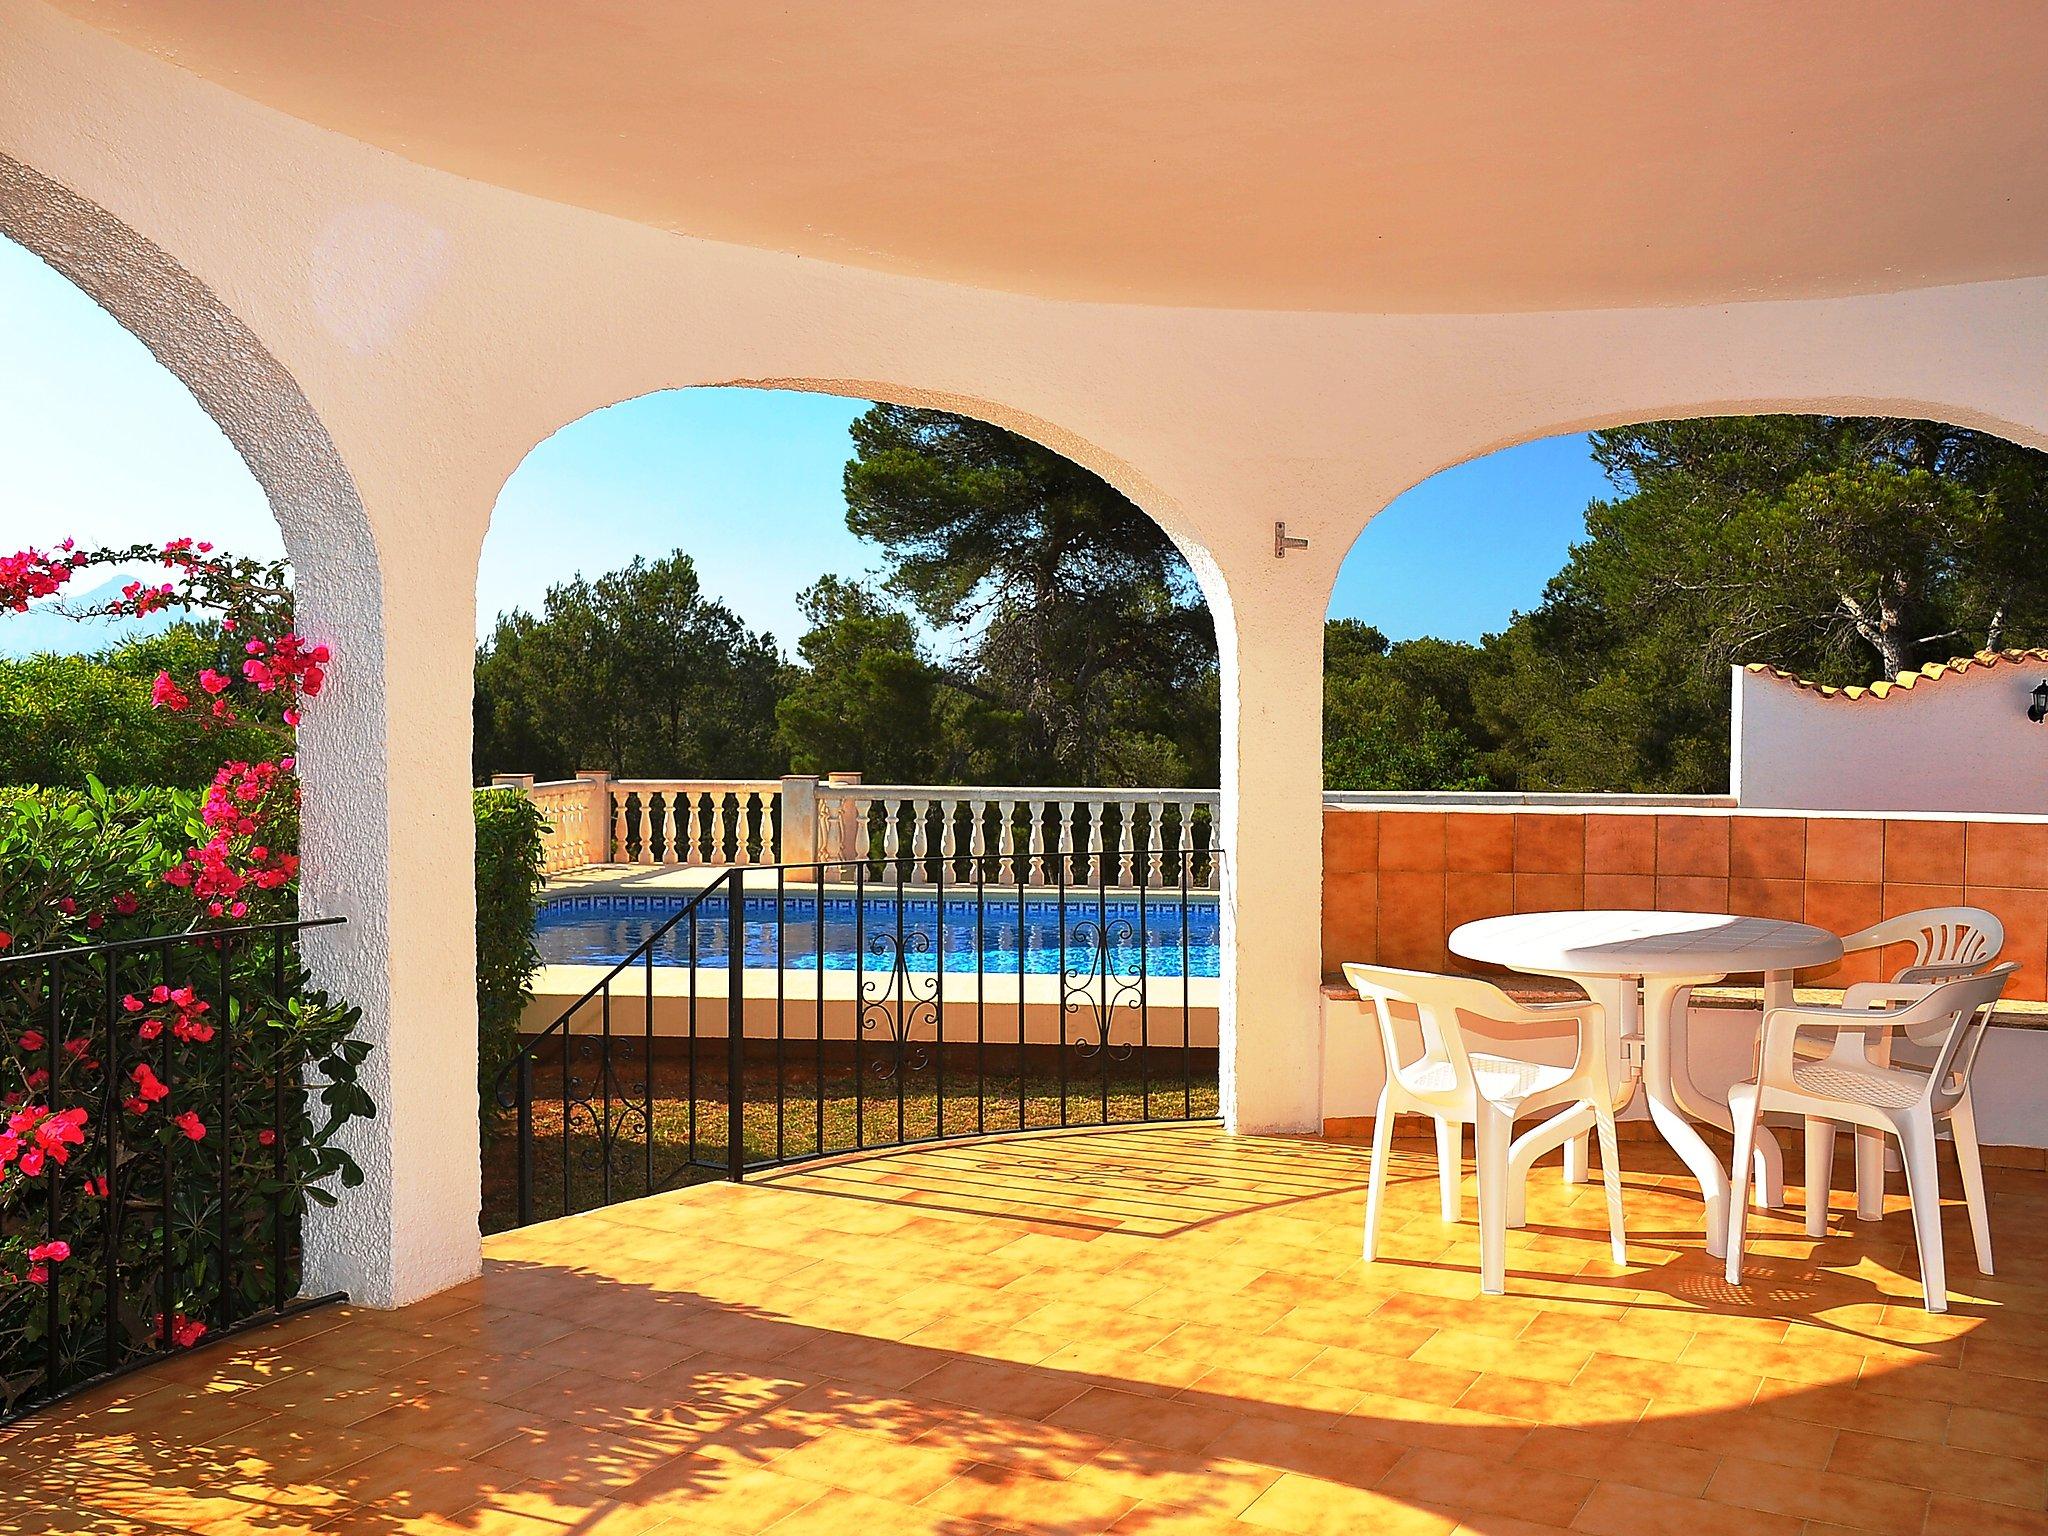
7 0 2048 1304
1734 660 2048 814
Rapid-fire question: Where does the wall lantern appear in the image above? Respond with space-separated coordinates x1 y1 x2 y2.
2030 681 2048 723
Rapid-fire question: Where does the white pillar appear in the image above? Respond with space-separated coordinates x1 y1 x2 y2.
296 552 483 1307
1214 558 1329 1134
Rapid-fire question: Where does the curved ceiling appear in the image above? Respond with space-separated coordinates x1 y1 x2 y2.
50 0 2048 312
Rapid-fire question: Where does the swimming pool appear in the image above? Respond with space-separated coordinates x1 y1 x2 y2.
535 890 1222 977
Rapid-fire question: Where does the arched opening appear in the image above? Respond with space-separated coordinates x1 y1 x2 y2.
0 158 444 1326
1319 408 2048 1323
474 385 1227 1224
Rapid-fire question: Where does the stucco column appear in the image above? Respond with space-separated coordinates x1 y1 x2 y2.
295 549 483 1307
1213 556 1329 1134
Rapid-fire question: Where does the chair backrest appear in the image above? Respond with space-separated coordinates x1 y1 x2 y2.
1904 963 2016 1111
1842 906 2003 984
1341 963 1527 1101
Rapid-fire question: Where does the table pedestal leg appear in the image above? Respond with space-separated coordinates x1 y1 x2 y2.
1642 974 1752 1258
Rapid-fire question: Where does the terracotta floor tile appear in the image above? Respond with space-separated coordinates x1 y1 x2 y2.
1826 1427 2048 1508
1238 1469 1462 1535
919 1460 1136 1529
1570 1480 1804 1536
1704 1453 1930 1534
1377 1444 1596 1528
10 1127 2048 1536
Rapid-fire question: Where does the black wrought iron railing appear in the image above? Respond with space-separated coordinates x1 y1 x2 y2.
0 917 351 1422
489 850 1223 1230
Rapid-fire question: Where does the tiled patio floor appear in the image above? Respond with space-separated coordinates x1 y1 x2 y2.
5 1125 2047 1535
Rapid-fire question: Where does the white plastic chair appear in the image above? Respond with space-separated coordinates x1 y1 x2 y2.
1344 963 1627 1295
1837 907 2004 987
1800 907 2005 1209
1726 963 2015 1312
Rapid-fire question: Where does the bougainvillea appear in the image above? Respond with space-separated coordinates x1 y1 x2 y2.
0 539 370 1417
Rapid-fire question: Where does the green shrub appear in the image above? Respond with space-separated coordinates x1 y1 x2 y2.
473 788 547 1110
0 782 369 1410
0 638 288 791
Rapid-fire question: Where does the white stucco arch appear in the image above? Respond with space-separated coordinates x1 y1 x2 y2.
0 152 482 1309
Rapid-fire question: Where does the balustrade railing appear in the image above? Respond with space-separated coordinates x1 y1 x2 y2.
818 787 1217 888
610 780 782 868
495 775 1221 886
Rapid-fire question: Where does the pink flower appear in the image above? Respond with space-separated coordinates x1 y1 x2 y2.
29 1240 69 1264
257 1129 277 1148
197 669 231 696
17 1031 43 1053
156 1312 207 1348
151 672 190 712
130 1063 169 1105
173 1110 206 1142
113 893 139 915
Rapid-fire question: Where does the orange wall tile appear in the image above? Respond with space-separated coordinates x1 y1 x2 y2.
1376 871 1447 971
1323 809 1379 876
1805 818 1883 882
1446 813 1514 873
1585 814 1656 874
1656 816 1730 877
1445 871 1514 933
1379 812 1446 872
1585 872 1655 908
1883 821 1964 886
1322 806 2048 1000
1513 872 1586 914
1322 871 1376 972
1727 877 1804 922
1729 818 1805 881
1513 814 1585 874
1964 821 2048 889
1654 874 1729 912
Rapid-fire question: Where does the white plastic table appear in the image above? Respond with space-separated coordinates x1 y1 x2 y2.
1448 910 1844 1258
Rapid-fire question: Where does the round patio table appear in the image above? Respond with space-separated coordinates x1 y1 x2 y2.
1448 910 1843 1258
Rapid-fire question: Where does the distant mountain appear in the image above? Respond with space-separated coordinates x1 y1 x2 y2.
0 573 180 659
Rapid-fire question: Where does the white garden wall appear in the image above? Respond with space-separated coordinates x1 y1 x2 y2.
1733 654 2048 814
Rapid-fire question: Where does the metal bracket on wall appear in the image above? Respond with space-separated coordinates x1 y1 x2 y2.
1274 521 1310 558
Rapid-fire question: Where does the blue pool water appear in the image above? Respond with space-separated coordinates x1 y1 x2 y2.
535 891 1221 978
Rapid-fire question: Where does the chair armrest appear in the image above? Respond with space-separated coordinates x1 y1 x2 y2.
1842 982 1936 1009
1759 1002 1906 1080
1500 998 1605 1031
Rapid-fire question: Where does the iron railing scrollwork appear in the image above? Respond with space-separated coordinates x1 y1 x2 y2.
489 849 1223 1231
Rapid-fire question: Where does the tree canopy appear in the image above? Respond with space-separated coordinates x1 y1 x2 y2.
473 553 785 781
1446 416 2048 792
836 405 1218 786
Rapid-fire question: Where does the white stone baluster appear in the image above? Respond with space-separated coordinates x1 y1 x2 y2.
908 798 929 877
706 791 729 865
614 789 632 866
1146 800 1166 885
880 796 902 874
968 799 988 882
1116 799 1137 887
1055 800 1077 886
652 792 674 866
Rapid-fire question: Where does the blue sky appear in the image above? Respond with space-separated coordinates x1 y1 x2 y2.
2 232 1611 653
